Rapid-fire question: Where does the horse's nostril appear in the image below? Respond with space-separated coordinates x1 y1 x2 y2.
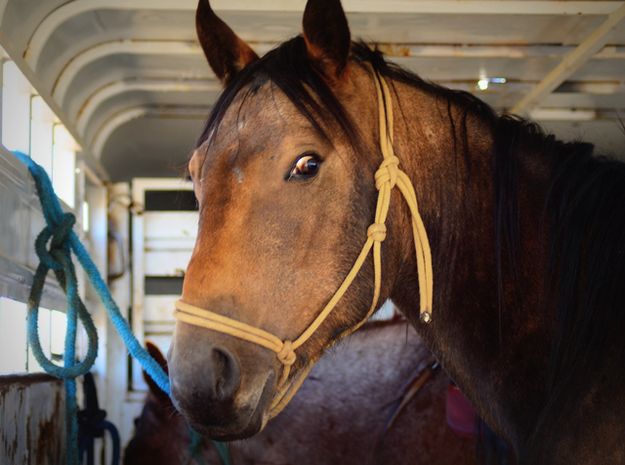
211 346 240 401
170 342 241 410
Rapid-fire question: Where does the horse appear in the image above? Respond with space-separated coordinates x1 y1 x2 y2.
125 323 482 465
168 1 625 464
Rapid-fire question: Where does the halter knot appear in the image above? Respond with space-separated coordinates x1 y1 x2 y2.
35 212 76 271
367 223 387 243
375 156 400 190
277 340 296 366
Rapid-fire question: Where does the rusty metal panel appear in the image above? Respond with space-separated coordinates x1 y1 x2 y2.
0 374 65 465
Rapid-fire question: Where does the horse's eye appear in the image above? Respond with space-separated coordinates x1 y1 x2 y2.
288 153 322 180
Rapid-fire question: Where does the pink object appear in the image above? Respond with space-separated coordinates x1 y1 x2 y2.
446 384 477 438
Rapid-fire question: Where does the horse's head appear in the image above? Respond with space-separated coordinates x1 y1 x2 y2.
169 0 415 440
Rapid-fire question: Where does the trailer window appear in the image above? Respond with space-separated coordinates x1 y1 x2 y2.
0 298 28 373
2 61 32 154
1 59 78 210
52 124 77 208
0 59 81 376
30 96 55 176
0 297 68 375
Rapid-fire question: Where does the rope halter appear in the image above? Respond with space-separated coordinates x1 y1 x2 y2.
174 67 434 414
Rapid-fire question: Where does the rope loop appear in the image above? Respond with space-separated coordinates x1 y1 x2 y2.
374 156 400 190
51 212 76 247
35 213 76 271
367 223 387 243
35 227 62 270
277 340 297 366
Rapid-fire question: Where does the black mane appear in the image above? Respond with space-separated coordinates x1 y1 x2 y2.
196 39 499 149
198 37 625 464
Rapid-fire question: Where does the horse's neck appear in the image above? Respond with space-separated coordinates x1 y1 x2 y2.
386 83 554 450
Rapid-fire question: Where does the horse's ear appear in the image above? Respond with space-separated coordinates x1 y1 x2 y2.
143 342 170 401
196 0 259 85
302 0 351 81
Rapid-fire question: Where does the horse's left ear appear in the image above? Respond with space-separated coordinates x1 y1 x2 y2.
302 0 351 81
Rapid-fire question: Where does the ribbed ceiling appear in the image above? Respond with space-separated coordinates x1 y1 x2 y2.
1 1 623 180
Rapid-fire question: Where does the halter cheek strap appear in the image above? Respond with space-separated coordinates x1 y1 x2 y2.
174 68 434 415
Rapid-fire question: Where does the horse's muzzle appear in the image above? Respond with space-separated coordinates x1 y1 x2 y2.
168 323 276 440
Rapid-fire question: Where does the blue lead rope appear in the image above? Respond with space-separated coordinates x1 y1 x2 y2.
13 151 230 465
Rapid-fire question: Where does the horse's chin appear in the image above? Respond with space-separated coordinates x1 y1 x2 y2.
190 412 264 442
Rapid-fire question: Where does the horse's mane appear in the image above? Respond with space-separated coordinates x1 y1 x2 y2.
196 39 498 148
197 37 625 463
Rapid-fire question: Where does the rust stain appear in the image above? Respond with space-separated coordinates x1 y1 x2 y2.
0 374 65 464
37 415 61 464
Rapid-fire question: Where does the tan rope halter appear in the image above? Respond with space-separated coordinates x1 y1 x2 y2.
175 67 434 413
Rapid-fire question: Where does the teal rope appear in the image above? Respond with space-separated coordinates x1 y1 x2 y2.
188 429 230 465
13 151 230 465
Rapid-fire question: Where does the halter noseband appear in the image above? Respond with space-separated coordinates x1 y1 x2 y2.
174 68 434 415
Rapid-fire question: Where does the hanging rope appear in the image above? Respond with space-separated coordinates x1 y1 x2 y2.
12 151 230 465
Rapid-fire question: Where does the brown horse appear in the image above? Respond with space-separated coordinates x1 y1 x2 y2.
126 323 479 465
169 1 625 464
